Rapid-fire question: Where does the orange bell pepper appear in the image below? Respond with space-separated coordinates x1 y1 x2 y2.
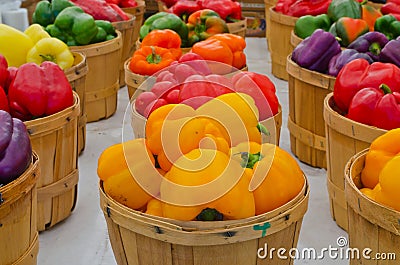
362 5 382 32
129 46 176 76
374 155 400 211
141 29 182 60
208 33 246 70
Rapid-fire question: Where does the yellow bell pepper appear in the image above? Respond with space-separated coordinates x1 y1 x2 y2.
24 24 51 44
98 138 160 210
230 142 305 215
361 128 400 189
145 198 164 217
26 37 74 70
160 149 255 221
0 24 34 67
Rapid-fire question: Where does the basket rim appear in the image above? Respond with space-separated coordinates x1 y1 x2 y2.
64 52 89 81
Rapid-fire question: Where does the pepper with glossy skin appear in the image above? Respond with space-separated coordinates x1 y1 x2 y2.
49 6 98 46
374 155 400 211
380 0 400 19
0 87 8 113
24 24 51 44
32 0 75 27
294 14 331 39
70 0 129 22
0 111 32 185
98 138 157 210
168 0 201 22
186 9 229 46
0 24 34 67
347 31 389 61
327 0 362 22
286 0 332 17
362 4 382 31
380 36 400 67
230 142 305 215
141 29 182 60
275 0 297 14
0 54 9 92
200 0 242 22
140 12 189 47
334 17 369 47
328 49 373 76
91 20 117 43
129 46 176 76
374 14 400 40
361 128 400 189
160 148 255 221
333 59 400 113
292 29 341 73
8 62 74 121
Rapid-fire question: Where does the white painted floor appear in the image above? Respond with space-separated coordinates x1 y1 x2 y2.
38 37 349 265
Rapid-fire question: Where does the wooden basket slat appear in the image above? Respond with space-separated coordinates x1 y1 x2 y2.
227 19 247 38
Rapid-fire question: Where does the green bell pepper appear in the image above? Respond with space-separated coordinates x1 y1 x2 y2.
294 14 331 39
139 12 189 47
374 14 400 40
52 6 98 46
91 20 116 43
32 0 75 27
327 0 361 22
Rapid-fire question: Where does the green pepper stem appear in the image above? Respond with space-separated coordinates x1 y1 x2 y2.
369 42 381 56
257 123 270 135
239 151 263 169
39 54 56 63
380 84 392 95
196 208 223 221
360 0 368 5
146 46 162 64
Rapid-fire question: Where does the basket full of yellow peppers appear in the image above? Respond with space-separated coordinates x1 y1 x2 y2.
97 91 309 265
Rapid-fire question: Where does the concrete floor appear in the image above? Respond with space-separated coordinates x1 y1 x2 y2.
38 37 349 265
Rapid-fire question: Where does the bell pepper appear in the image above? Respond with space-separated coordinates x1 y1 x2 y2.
50 6 99 46
292 29 341 73
26 37 74 70
70 0 129 22
286 0 332 17
327 0 362 22
275 0 297 14
230 142 305 215
160 148 255 221
0 24 34 67
347 31 389 61
8 61 74 121
168 0 201 22
380 37 400 67
128 46 176 76
380 0 400 19
328 49 373 76
161 0 178 8
232 72 280 121
98 138 157 210
361 128 400 189
141 29 182 60
24 24 51 44
200 0 243 22
0 88 8 113
32 0 75 27
333 17 369 47
0 54 9 91
294 14 332 39
0 111 32 185
374 14 400 40
91 20 117 43
186 9 229 46
4 67 17 94
140 12 189 47
362 4 382 31
145 198 164 217
333 59 400 113
120 0 138 8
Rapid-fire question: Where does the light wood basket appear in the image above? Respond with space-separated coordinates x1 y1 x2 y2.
124 58 155 100
122 0 146 47
286 55 336 169
227 19 247 38
0 152 39 265
345 149 400 265
65 52 88 155
324 93 387 231
131 100 282 145
290 30 303 49
25 92 80 231
268 7 298 81
264 0 278 50
20 0 40 24
112 14 137 87
70 31 122 122
99 175 309 265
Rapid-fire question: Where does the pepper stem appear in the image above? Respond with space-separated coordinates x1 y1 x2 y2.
379 84 392 95
146 46 162 64
196 208 223 221
360 0 368 5
39 54 56 63
257 123 270 135
239 151 263 169
369 42 381 56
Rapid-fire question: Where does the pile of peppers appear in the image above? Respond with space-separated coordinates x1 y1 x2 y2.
359 128 400 212
275 0 332 17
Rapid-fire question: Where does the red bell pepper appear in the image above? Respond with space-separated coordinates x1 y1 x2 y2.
4 66 17 93
347 84 400 130
168 0 201 22
200 0 242 22
275 0 297 14
8 62 74 121
287 0 332 17
160 0 179 8
70 0 129 22
381 0 400 16
0 87 8 112
232 72 279 121
120 0 137 8
0 54 8 89
333 58 400 114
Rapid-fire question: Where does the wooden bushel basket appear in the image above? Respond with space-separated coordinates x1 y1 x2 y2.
131 101 283 145
268 7 298 81
345 149 400 265
0 152 39 265
286 55 336 169
122 0 146 53
25 92 80 231
70 31 122 123
324 93 386 231
20 0 40 24
65 52 88 155
124 58 155 100
99 176 309 265
290 30 303 49
227 19 247 38
264 0 278 50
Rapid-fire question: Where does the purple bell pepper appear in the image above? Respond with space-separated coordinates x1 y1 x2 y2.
0 110 32 185
380 36 400 68
292 29 341 73
328 49 374 77
347 31 389 61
